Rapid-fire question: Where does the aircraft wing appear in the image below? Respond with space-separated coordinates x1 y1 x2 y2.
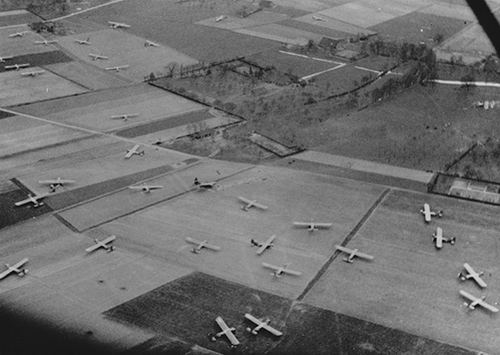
283 267 302 276
185 237 202 246
463 263 475 275
314 223 332 228
262 262 279 271
335 245 351 254
101 235 116 245
459 290 478 304
12 258 29 269
204 242 221 251
124 151 133 159
354 251 374 261
14 198 30 206
478 299 499 313
0 268 13 280
244 313 261 325
262 322 283 336
293 222 311 227
85 243 101 253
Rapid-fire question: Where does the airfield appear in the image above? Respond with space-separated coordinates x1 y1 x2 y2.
1 0 500 354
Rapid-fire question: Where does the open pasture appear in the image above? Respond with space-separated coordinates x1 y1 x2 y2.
440 22 496 56
68 0 281 62
290 13 375 36
0 26 55 57
248 49 339 78
0 50 73 73
0 114 87 159
369 11 470 44
14 83 203 131
15 139 196 198
196 11 290 31
92 165 386 299
44 61 131 90
318 0 431 28
304 188 500 355
234 23 323 46
0 67 87 106
0 9 43 26
312 84 497 171
417 2 478 22
118 113 241 145
57 29 198 82
56 159 251 232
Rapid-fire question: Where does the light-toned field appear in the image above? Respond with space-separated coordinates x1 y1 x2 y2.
417 2 478 22
14 83 203 132
15 139 195 197
440 23 496 55
56 159 252 231
0 115 88 158
0 26 54 57
129 115 241 145
67 0 281 62
0 9 42 26
0 67 88 106
234 23 323 45
304 188 500 354
90 166 386 299
0 213 188 350
318 0 431 28
56 29 198 82
196 11 290 30
292 13 375 35
44 61 131 90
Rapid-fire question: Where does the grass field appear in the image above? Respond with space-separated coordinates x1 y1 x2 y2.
310 84 500 171
13 83 203 131
0 114 87 158
91 165 385 300
0 26 55 57
106 272 473 354
318 0 431 28
0 67 87 106
68 0 281 62
369 11 470 44
56 29 198 82
44 61 131 90
247 49 340 78
304 188 500 354
0 9 43 26
0 50 73 73
289 13 375 36
278 17 354 39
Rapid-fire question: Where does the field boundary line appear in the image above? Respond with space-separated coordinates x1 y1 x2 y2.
50 0 127 22
60 164 255 233
296 188 391 302
0 107 196 160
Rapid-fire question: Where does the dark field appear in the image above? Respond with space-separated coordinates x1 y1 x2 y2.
0 187 52 230
107 272 474 355
115 109 212 138
0 50 72 73
247 49 337 78
46 164 178 211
